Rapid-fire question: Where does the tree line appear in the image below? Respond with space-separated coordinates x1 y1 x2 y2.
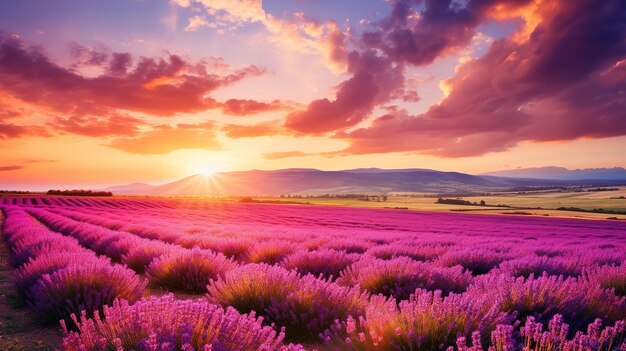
47 190 113 197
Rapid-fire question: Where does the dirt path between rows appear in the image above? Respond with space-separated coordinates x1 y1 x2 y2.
0 211 63 351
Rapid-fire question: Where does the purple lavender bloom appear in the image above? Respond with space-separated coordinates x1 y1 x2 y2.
146 248 238 293
29 262 146 326
59 294 305 351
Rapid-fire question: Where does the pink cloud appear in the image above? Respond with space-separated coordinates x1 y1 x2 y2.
283 0 534 135
220 99 290 116
0 34 266 118
338 0 626 157
285 51 404 133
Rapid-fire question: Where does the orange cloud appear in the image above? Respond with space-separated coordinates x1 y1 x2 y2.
221 121 285 138
263 151 309 160
109 124 220 154
220 99 291 116
49 115 145 137
488 0 548 43
0 165 23 171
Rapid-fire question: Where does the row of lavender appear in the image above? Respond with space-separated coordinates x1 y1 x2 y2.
0 205 304 351
0 206 145 323
8 196 626 235
40 203 626 282
1 198 625 350
24 204 626 348
0 196 176 209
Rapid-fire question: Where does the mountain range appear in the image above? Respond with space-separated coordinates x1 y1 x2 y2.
481 166 626 180
104 167 626 196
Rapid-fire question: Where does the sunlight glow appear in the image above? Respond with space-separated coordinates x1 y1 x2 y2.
198 165 217 177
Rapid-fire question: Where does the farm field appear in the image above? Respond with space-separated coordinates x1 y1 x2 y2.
0 196 625 350
251 187 626 221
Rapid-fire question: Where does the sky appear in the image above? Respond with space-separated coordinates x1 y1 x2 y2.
0 0 625 189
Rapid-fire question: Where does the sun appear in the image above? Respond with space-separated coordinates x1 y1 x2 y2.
198 165 217 177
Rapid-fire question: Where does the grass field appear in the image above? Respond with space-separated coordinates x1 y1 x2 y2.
250 187 626 220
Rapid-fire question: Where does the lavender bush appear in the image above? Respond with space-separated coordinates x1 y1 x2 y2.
29 262 146 326
59 294 305 351
281 248 359 279
146 248 238 293
338 256 472 299
322 289 507 350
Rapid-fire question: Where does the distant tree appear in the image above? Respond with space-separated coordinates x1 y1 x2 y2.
436 198 474 206
46 189 112 197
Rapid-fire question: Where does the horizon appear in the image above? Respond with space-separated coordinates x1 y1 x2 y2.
3 165 626 192
1 1 626 188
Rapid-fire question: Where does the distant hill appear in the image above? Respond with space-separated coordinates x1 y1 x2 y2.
482 167 626 180
103 167 626 197
103 182 156 194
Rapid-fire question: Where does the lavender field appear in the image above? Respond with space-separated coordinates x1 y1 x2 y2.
1 196 625 350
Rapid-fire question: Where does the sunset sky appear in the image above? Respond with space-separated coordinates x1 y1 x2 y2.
1 0 625 189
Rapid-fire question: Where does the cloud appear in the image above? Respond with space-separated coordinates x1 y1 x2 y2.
283 0 530 134
2 0 623 160
0 165 23 171
221 121 284 138
68 42 108 68
338 0 626 157
49 114 146 137
170 0 192 7
24 159 57 163
185 16 210 32
109 123 220 154
320 21 349 73
367 0 519 66
0 102 52 139
197 0 266 24
0 34 266 117
0 121 51 139
0 108 21 120
175 1 351 71
0 122 26 139
263 151 309 160
108 52 133 75
285 51 404 133
219 99 291 116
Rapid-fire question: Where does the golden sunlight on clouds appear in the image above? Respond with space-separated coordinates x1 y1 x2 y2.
142 76 184 90
488 0 547 43
438 80 453 99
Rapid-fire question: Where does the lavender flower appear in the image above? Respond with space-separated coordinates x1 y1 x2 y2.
59 294 305 351
29 262 146 326
281 248 359 280
338 256 472 299
146 248 238 293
